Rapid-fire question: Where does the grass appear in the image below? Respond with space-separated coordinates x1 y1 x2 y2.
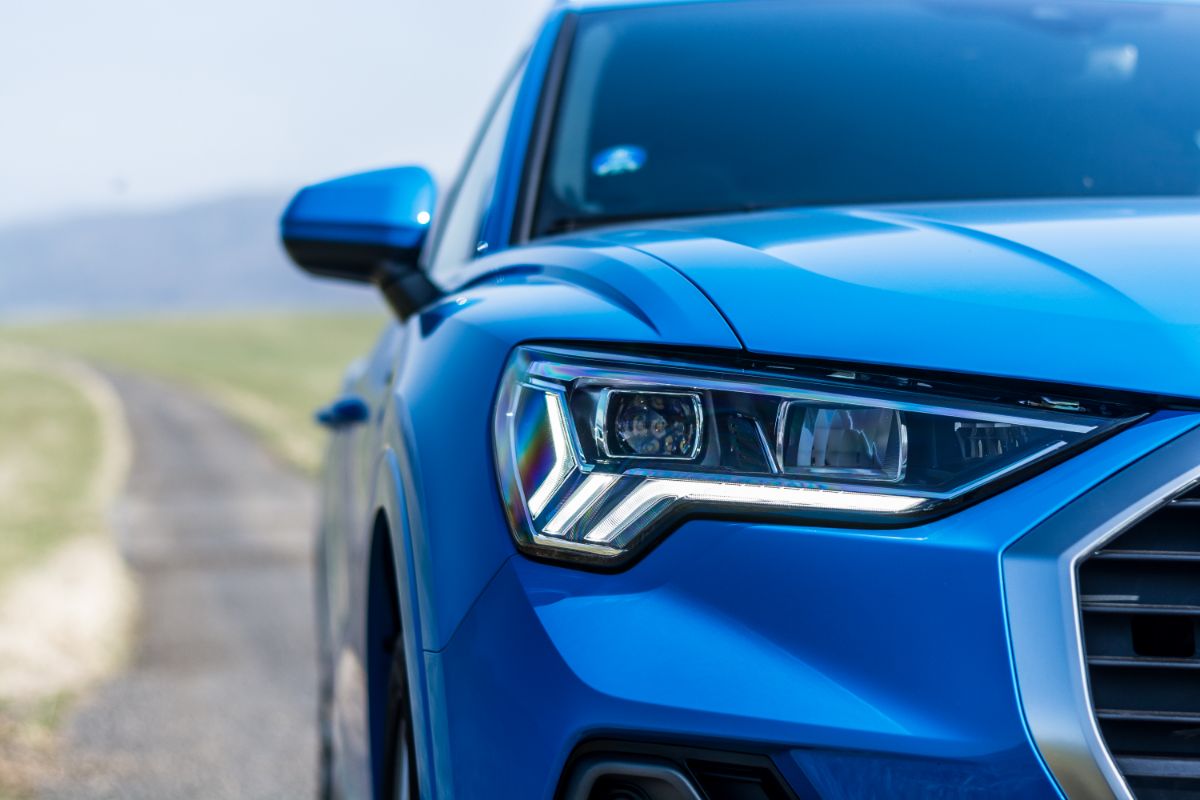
2 312 388 474
0 362 105 585
0 358 109 800
0 692 69 800
0 312 383 797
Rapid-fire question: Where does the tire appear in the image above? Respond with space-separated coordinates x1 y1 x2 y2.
315 535 336 800
382 639 419 800
317 672 335 800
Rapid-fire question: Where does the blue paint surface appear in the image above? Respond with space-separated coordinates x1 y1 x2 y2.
281 166 435 252
285 2 1200 798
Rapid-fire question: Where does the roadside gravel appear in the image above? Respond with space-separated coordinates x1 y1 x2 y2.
38 371 317 800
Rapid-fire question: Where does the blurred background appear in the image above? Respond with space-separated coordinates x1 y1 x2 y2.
0 1 548 797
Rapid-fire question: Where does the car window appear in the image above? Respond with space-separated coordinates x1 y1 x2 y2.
426 64 524 290
532 0 1200 237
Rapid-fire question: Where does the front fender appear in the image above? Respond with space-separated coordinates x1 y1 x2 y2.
386 241 740 657
371 242 739 798
365 446 436 799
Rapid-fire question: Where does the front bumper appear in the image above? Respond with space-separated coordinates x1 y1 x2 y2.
423 411 1200 799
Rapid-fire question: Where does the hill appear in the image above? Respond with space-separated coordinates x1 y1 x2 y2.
0 195 380 318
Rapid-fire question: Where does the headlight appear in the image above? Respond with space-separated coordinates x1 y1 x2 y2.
493 346 1140 566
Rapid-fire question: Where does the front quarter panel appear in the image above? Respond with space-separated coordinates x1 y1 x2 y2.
387 241 741 656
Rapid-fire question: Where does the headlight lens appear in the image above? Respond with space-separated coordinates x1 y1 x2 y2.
493 346 1139 565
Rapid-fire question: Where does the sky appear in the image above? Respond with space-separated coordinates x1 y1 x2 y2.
0 0 552 227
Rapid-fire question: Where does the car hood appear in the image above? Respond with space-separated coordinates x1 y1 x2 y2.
592 199 1200 400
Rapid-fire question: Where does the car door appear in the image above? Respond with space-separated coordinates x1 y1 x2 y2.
322 323 404 655
320 57 531 796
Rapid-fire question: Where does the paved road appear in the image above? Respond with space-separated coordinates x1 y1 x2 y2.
43 372 318 800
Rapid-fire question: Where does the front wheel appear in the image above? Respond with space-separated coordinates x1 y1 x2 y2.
317 678 335 800
383 645 419 800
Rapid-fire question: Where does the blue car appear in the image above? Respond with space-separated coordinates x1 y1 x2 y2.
281 1 1200 798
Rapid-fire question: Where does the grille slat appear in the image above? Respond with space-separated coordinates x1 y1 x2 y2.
1119 756 1200 779
1093 550 1200 563
1082 602 1200 616
1080 482 1200 797
1097 709 1200 724
1090 656 1200 671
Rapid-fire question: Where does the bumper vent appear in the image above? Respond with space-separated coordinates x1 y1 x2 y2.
687 761 792 800
559 742 801 800
1080 481 1200 798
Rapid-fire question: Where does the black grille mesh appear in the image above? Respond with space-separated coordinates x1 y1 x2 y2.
1079 482 1200 799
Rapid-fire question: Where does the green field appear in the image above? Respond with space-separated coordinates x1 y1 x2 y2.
0 313 388 798
3 313 387 474
0 354 119 799
0 362 106 585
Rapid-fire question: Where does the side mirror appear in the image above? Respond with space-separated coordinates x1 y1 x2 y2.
281 166 441 319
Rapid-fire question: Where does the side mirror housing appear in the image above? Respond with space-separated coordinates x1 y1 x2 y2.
281 166 441 318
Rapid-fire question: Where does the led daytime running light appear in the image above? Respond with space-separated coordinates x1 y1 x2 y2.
583 478 924 546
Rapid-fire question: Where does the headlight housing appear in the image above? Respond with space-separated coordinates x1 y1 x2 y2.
493 346 1139 566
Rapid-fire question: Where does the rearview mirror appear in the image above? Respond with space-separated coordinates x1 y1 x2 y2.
281 166 442 318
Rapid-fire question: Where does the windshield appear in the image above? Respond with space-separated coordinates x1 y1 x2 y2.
532 0 1200 236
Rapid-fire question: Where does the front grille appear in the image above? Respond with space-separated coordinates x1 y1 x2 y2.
1080 481 1200 799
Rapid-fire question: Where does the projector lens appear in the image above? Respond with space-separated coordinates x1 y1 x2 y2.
780 404 906 482
603 390 702 460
